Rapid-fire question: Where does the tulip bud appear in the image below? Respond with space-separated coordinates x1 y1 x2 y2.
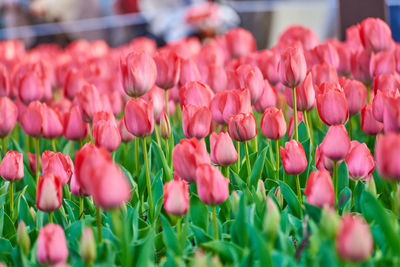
280 140 308 175
304 170 335 208
263 197 281 240
345 141 375 180
234 64 264 104
210 132 237 166
42 151 74 186
0 151 24 181
37 223 68 265
179 81 214 108
36 174 63 212
279 47 307 88
225 27 256 58
163 179 189 216
20 101 44 137
92 112 121 152
196 164 229 205
375 133 400 180
0 97 18 138
260 107 286 140
124 98 154 138
154 49 181 89
319 206 339 239
342 79 367 116
118 118 135 143
256 180 265 201
316 87 349 126
18 72 44 104
80 227 96 263
284 72 315 112
274 186 284 208
160 111 171 139
360 17 393 53
321 125 351 161
182 104 212 139
360 104 383 136
231 191 240 215
63 106 90 141
17 221 30 255
227 113 257 142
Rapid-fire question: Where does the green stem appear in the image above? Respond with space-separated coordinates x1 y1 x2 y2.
236 142 241 173
9 181 13 218
366 85 370 103
51 139 57 152
212 206 218 240
2 137 6 156
244 141 251 184
303 111 313 147
49 212 53 223
164 138 169 170
96 207 103 243
165 89 170 118
154 125 161 148
392 182 398 219
135 138 140 178
142 138 154 220
25 134 30 153
253 136 258 153
333 161 338 202
79 140 84 148
295 175 302 205
176 217 182 237
275 140 280 181
80 197 84 219
34 138 40 183
348 116 353 140
222 165 229 178
292 87 299 141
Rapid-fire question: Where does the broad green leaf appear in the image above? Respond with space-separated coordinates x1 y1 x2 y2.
278 181 302 218
249 147 267 188
151 141 173 181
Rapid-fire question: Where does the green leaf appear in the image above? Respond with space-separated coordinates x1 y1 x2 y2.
338 187 351 215
201 240 243 263
231 194 248 247
151 141 173 181
189 194 209 231
249 147 267 188
190 224 213 245
337 161 349 197
161 216 181 256
18 195 35 229
2 212 16 243
135 228 155 267
278 181 302 218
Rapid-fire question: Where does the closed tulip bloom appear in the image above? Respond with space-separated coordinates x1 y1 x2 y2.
345 141 375 180
383 95 400 133
369 51 396 77
178 58 201 86
225 27 257 58
313 43 340 70
172 138 210 183
37 223 68 265
342 79 367 116
42 151 74 186
315 144 337 172
63 68 88 99
278 25 319 50
196 163 229 205
120 51 157 97
350 49 372 85
76 84 103 122
373 74 400 94
261 107 286 140
36 173 63 212
360 104 383 135
321 125 351 161
336 214 373 262
317 87 349 126
203 64 228 93
0 97 18 137
70 173 86 197
182 104 212 139
0 151 24 181
118 118 135 143
210 132 238 166
280 140 308 175
279 47 307 88
80 227 96 263
254 80 278 113
159 111 171 139
63 106 90 141
304 170 335 208
154 49 181 89
179 81 214 108
257 50 280 84
210 88 251 125
43 104 64 139
311 63 338 88
18 72 44 104
0 64 10 97
163 179 189 216
20 101 44 137
372 90 387 122
235 64 264 104
92 113 121 152
331 40 352 76
227 113 257 142
27 152 37 174
375 133 400 180
124 98 154 137
360 17 392 53
285 72 315 111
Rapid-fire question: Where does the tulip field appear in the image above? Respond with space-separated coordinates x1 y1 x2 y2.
1 17 400 266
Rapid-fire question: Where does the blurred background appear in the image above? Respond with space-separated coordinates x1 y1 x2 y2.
0 0 398 48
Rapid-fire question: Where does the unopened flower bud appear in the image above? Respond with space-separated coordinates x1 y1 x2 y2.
274 186 284 208
231 191 240 215
256 180 265 201
17 221 30 255
160 111 171 139
80 227 96 263
29 207 36 223
263 196 281 240
365 178 377 197
320 206 339 239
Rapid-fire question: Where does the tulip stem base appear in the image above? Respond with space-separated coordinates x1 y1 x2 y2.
222 165 229 178
51 139 57 152
212 206 218 240
253 136 258 153
392 182 398 219
236 142 241 173
303 112 313 147
9 181 13 219
164 138 169 171
2 137 6 157
142 138 154 220
176 217 182 237
275 140 280 181
96 207 103 243
244 141 251 184
165 90 170 118
366 85 371 103
135 138 140 178
79 197 84 219
295 175 302 206
34 138 40 183
49 212 53 223
333 161 338 204
292 87 299 141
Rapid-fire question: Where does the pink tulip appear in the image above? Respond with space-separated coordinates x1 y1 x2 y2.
360 103 383 135
43 104 64 139
285 72 315 111
375 133 400 180
124 98 154 137
342 79 367 116
360 17 393 53
0 64 10 97
0 97 18 138
279 47 307 88
163 179 189 216
345 141 375 180
120 51 157 97
154 48 181 89
383 94 400 133
20 101 44 137
210 132 238 166
280 140 308 175
372 74 400 94
369 51 396 77
350 49 372 84
253 80 277 113
234 64 264 104
304 170 335 208
178 58 201 86
107 91 123 116
63 68 88 99
37 223 68 265
317 87 349 126
27 152 37 174
257 50 280 84
63 106 90 141
227 113 257 142
36 173 63 212
70 174 86 196
321 125 351 161
210 88 251 125
311 63 338 88
76 84 104 122
313 43 340 70
196 163 229 205
260 107 286 140
18 72 44 104
224 27 257 58
278 25 319 50
182 104 211 139
330 40 351 75
372 90 387 122
315 144 337 172
346 25 363 51
172 138 210 183
42 151 74 186
336 214 373 262
203 64 228 93
197 41 226 68
0 151 24 181
179 81 214 108
118 118 135 143
92 112 121 152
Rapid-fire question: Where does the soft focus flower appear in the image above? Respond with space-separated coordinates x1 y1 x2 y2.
375 133 400 180
196 164 229 205
124 98 154 137
234 64 264 104
36 173 63 212
179 58 201 86
342 79 367 116
163 179 189 216
20 101 44 137
118 118 135 143
359 17 393 53
76 84 104 122
360 104 383 135
260 107 286 140
179 81 214 108
304 170 335 207
280 140 308 175
321 125 351 161
253 79 277 113
0 97 18 138
210 132 238 166
0 151 24 181
92 112 121 152
224 28 257 58
182 104 211 139
80 227 96 264
63 106 90 141
37 223 68 265
43 104 64 139
345 141 375 180
154 48 181 89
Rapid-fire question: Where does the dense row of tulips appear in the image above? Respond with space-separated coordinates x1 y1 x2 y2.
0 17 400 266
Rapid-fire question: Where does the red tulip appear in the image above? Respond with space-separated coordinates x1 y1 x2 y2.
350 49 372 84
42 151 74 186
203 64 228 93
224 27 256 58
253 80 277 113
172 138 210 183
178 58 201 86
0 151 24 181
227 113 257 142
313 43 340 70
43 104 64 139
360 17 393 53
120 51 157 97
234 64 264 104
163 179 189 216
0 97 17 138
36 173 63 212
182 104 211 139
210 132 238 166
124 98 154 137
317 86 349 125
345 141 375 180
92 112 121 152
383 94 400 133
278 25 319 50
154 49 181 89
369 51 396 77
304 170 335 208
280 140 308 175
279 47 307 88
360 103 383 135
346 25 363 51
63 68 88 100
375 132 400 180
118 118 135 143
20 101 44 137
285 72 315 111
37 223 68 265
76 84 104 122
179 81 214 108
18 72 44 104
321 125 351 161
0 64 10 97
63 106 90 141
210 88 251 125
336 214 373 262
261 107 286 140
311 63 338 88
372 74 400 94
196 163 229 205
257 49 280 84
342 79 367 116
